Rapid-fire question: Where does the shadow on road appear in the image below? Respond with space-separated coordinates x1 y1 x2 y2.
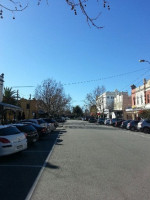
46 162 60 169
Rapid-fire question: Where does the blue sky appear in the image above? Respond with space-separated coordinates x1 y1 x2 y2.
1 0 150 107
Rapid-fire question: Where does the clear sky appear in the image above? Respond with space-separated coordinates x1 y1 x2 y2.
1 0 150 107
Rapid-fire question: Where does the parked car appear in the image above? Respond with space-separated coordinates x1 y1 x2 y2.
97 118 105 125
114 119 125 127
43 118 58 128
88 117 97 123
137 119 150 133
22 119 51 133
55 117 65 123
0 125 27 156
109 118 118 126
120 120 132 129
126 120 140 131
13 124 39 144
104 119 110 125
20 122 48 137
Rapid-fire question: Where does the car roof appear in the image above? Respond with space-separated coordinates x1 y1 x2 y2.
13 123 28 126
0 125 13 129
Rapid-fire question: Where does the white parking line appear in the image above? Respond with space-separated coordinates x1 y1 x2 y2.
25 133 59 200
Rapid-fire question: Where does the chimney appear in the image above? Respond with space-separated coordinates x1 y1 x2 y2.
131 84 136 89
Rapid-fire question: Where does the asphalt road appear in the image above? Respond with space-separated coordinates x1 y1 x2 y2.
0 130 60 200
29 120 150 200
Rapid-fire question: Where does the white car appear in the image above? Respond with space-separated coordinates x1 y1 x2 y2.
0 125 27 156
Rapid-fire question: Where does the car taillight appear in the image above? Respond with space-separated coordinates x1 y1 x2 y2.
0 137 11 143
41 128 46 132
24 133 27 137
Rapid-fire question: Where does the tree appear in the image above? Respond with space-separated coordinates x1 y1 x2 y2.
138 110 150 119
0 0 110 28
84 85 106 109
2 87 17 105
34 78 71 116
72 105 83 117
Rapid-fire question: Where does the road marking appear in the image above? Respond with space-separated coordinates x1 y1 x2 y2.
25 132 59 200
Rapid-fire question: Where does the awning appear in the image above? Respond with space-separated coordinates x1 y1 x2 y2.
0 102 22 112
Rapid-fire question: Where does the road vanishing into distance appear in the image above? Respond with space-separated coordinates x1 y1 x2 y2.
1 120 150 200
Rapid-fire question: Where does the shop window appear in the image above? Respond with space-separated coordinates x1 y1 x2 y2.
26 104 30 109
147 94 150 103
133 97 135 105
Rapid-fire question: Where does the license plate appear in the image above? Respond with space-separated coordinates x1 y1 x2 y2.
17 145 23 149
33 139 37 142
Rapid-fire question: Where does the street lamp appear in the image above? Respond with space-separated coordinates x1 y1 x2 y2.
139 59 150 64
139 59 150 106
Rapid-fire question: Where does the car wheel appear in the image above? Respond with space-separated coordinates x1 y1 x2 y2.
143 127 150 134
131 126 135 131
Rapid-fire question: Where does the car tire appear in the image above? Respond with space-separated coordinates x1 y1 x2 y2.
143 127 150 134
131 126 135 131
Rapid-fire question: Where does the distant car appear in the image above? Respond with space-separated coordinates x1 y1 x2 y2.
120 120 132 129
88 117 97 123
126 120 140 131
43 118 58 128
13 124 39 144
65 117 70 120
97 118 105 125
0 125 27 156
55 117 65 123
137 119 150 133
109 118 118 126
114 119 125 127
104 119 110 125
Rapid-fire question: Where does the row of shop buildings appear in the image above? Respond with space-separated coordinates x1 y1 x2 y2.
96 78 150 120
1 72 150 122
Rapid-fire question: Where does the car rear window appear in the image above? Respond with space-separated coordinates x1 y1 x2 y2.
0 126 21 136
37 119 45 124
17 125 36 132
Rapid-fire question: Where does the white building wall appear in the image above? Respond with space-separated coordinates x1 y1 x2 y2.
96 91 118 117
135 88 145 108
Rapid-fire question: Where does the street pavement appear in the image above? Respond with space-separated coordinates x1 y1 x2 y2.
28 120 150 200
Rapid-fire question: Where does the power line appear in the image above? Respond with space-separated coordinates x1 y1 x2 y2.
12 86 35 88
8 67 150 89
121 68 150 91
63 67 149 86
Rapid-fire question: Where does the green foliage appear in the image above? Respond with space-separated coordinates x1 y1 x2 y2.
2 87 17 105
73 105 83 117
138 110 150 119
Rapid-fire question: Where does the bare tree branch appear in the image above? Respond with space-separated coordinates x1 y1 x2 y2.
0 0 110 28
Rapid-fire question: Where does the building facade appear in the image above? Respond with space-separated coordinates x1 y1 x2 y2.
96 90 118 118
126 79 150 119
113 92 131 119
19 98 39 119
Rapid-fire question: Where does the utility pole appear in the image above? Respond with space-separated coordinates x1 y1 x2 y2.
16 90 19 105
